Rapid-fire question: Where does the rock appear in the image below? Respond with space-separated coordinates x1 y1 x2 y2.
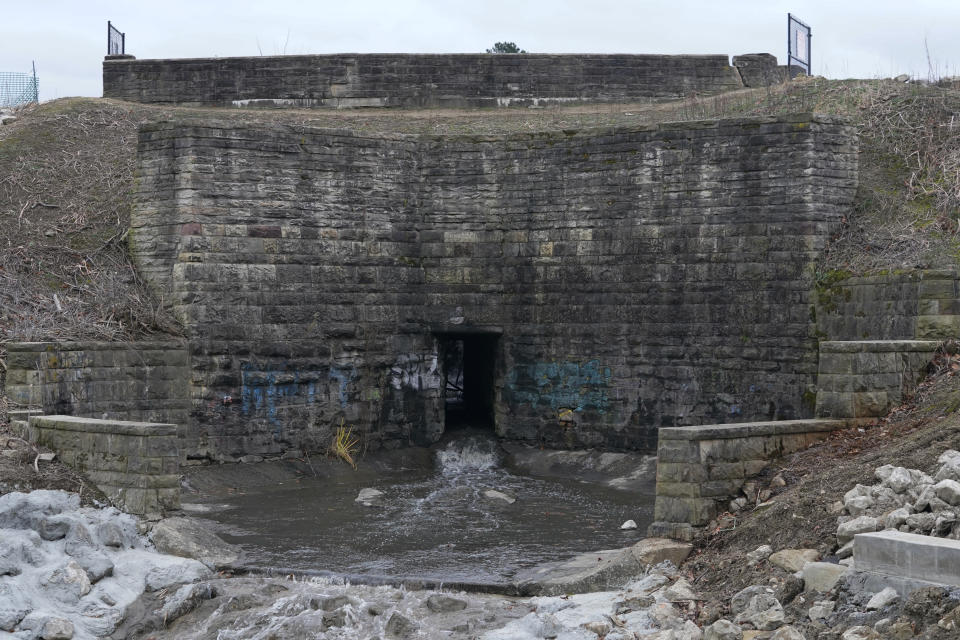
620 519 638 530
934 479 960 506
731 497 749 512
40 618 74 640
731 585 775 616
844 496 874 516
776 575 804 606
866 587 899 610
884 507 912 529
841 626 879 640
705 619 743 640
482 489 516 504
45 560 91 603
0 116 16 125
662 577 698 602
583 620 612 636
385 612 418 638
746 545 773 566
771 474 786 488
356 488 385 507
894 74 911 82
934 511 957 536
769 549 819 572
38 515 73 541
0 583 29 631
837 516 880 545
939 604 960 630
159 582 215 625
64 543 114 583
836 541 854 560
936 458 960 482
827 501 845 515
0 491 79 530
883 467 915 494
800 562 848 592
96 521 129 548
734 593 784 631
633 538 693 567
151 517 241 568
319 595 353 611
425 594 467 612
808 600 835 621
905 512 936 534
770 626 805 640
939 450 960 465
239 455 263 463
903 586 950 620
144 558 212 592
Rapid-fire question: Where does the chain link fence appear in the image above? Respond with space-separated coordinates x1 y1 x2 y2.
0 69 39 107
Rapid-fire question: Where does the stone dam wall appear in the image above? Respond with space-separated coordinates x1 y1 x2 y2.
130 114 858 459
103 52 785 108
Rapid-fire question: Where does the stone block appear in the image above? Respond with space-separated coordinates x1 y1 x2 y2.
854 530 960 587
657 462 708 483
654 496 718 526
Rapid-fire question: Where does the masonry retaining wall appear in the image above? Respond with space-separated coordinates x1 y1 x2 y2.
103 52 784 108
4 342 190 427
26 415 180 516
131 114 858 458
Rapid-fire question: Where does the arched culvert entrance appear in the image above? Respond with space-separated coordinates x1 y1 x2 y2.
436 330 500 431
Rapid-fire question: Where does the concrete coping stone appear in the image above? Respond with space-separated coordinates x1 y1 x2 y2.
854 530 960 587
29 415 177 437
8 409 44 418
7 340 187 352
819 340 941 353
658 418 851 442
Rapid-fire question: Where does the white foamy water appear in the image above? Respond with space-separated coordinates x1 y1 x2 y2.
435 437 500 474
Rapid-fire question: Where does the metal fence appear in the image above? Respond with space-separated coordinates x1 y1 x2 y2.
788 13 812 76
108 21 125 55
0 64 38 107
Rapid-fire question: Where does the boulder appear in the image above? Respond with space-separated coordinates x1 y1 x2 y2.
840 626 879 640
844 495 874 516
632 538 693 567
385 612 418 638
866 587 899 611
705 619 743 640
935 458 960 482
770 626 806 640
734 593 784 630
800 562 848 593
884 507 911 529
934 479 960 506
882 467 914 494
425 594 468 613
731 585 774 616
0 583 29 631
769 549 819 572
159 582 216 625
355 488 385 507
144 558 212 592
808 600 835 621
44 560 91 603
151 517 241 568
40 618 74 640
482 489 516 504
905 512 937 534
620 519 638 530
746 545 773 566
837 516 880 545
661 577 698 602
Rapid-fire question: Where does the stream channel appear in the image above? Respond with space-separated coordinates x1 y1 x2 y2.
181 430 656 590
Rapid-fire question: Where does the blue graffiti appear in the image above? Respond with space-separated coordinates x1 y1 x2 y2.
505 359 612 413
329 364 357 408
240 363 320 425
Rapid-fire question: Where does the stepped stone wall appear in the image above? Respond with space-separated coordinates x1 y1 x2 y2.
130 114 858 458
103 52 784 108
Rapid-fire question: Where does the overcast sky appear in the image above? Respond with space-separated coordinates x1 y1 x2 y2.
4 0 960 102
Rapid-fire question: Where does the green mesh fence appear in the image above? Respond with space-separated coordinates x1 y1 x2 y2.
0 71 39 107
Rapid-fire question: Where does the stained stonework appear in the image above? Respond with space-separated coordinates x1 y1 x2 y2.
102 53 783 109
130 114 858 458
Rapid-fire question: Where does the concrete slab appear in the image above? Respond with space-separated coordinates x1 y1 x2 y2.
854 530 960 587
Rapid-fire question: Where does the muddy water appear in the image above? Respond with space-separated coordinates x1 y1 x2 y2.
187 433 655 587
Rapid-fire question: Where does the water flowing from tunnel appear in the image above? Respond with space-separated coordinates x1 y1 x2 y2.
190 432 655 587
